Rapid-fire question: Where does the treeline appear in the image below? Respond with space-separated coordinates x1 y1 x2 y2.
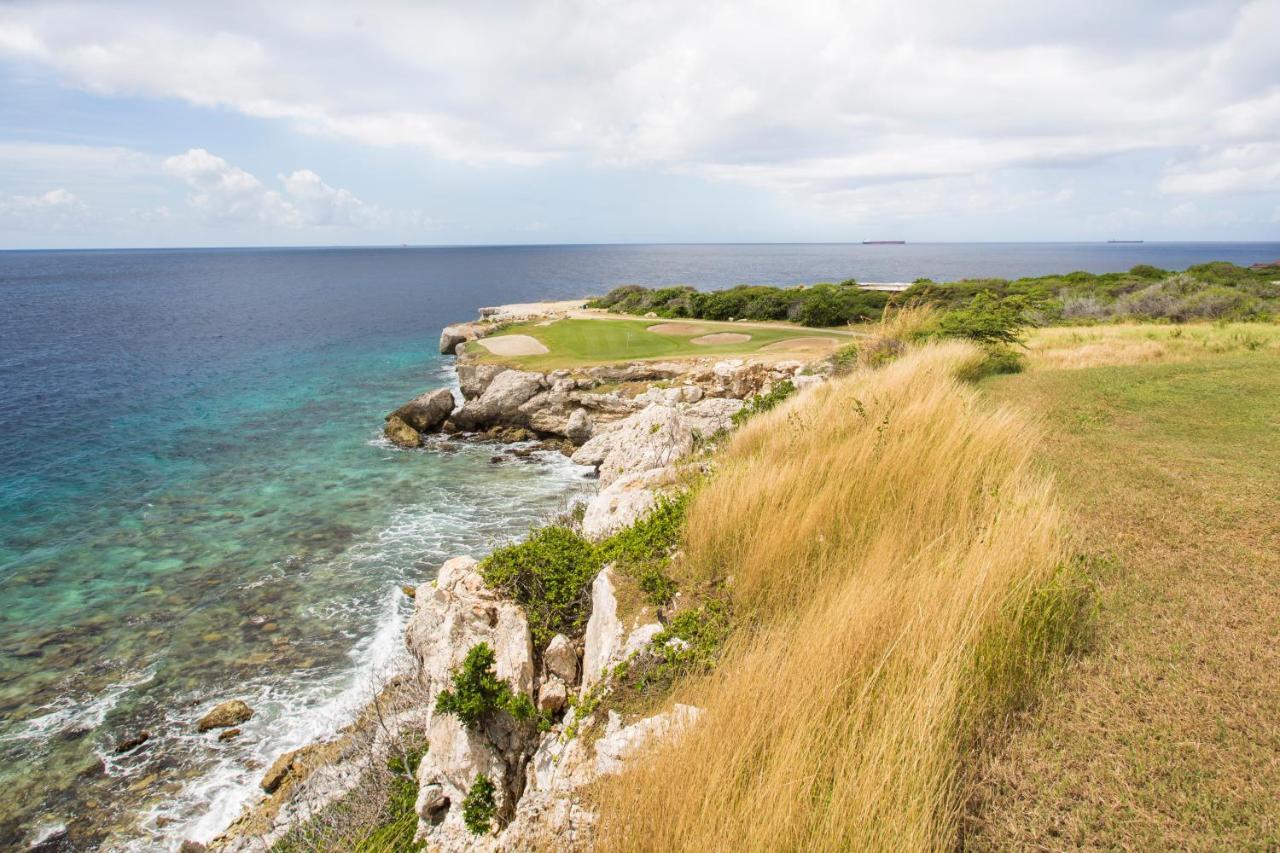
904 262 1280 324
588 282 891 327
591 262 1280 328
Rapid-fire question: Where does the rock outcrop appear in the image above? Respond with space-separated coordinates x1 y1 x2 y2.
391 388 456 433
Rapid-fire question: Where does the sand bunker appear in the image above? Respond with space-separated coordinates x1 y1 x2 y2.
691 332 753 345
648 322 713 336
759 336 841 354
475 335 550 356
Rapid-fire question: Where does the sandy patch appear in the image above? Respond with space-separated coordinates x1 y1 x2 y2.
475 335 550 356
691 332 752 345
759 336 841 354
648 322 713 336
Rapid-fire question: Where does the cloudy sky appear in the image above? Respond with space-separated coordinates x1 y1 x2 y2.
1 0 1277 248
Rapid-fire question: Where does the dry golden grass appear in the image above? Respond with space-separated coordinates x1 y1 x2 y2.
595 342 1088 852
1026 321 1280 370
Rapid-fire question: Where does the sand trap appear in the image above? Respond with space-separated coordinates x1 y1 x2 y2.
691 332 752 345
475 335 549 356
759 336 841 354
648 322 713 336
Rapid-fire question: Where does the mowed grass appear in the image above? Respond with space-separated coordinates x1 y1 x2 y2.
595 343 1090 851
466 317 850 370
966 347 1280 848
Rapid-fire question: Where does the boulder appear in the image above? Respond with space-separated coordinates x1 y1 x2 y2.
114 731 150 754
383 415 421 448
457 363 507 400
197 699 253 732
564 408 593 445
390 388 455 433
543 634 578 685
217 728 241 742
580 568 622 692
537 677 568 713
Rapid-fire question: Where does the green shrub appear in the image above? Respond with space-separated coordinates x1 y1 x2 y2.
461 774 497 836
599 492 688 566
636 564 679 607
481 525 601 648
830 342 860 375
636 600 733 693
935 292 1028 346
731 380 797 427
435 643 539 729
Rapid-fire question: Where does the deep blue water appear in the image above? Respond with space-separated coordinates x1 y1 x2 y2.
1 242 1276 849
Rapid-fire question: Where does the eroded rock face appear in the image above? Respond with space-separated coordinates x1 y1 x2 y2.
440 322 484 355
572 404 694 486
594 705 703 776
580 567 623 692
404 556 537 845
457 363 507 400
197 700 253 732
580 466 678 540
451 370 547 431
391 388 456 433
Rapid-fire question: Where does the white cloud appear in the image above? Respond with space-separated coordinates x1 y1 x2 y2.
162 148 382 228
1160 142 1280 195
0 187 89 231
0 0 1276 229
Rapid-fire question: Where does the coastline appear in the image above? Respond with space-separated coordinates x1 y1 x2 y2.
200 300 833 850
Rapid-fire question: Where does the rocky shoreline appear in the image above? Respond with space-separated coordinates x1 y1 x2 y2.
202 302 832 851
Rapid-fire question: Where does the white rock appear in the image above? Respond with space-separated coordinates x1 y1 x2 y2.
573 404 694 487
580 567 622 693
537 678 568 713
792 374 826 392
623 623 663 658
564 408 593 444
543 634 578 685
580 466 678 540
405 556 535 699
595 704 704 776
681 397 743 437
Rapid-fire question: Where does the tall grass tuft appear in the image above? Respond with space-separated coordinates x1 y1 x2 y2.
595 342 1090 852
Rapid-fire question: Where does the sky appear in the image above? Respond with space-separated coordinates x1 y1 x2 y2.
0 0 1278 249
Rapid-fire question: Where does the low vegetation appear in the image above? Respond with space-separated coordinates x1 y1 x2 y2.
461 774 497 836
906 261 1280 324
590 282 891 326
435 643 539 728
595 342 1092 850
480 494 691 651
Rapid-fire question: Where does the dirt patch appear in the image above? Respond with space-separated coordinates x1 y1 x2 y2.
648 322 713 336
759 336 841 354
691 333 752 345
475 334 550 356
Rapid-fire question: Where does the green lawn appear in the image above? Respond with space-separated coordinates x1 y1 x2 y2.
466 317 852 370
966 349 1280 849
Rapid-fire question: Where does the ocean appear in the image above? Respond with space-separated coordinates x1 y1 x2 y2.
1 242 1276 849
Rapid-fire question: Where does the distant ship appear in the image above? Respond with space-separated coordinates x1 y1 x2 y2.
862 239 906 244
1106 240 1144 243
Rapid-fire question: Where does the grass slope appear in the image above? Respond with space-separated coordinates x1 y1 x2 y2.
468 317 850 370
595 343 1090 851
967 348 1280 848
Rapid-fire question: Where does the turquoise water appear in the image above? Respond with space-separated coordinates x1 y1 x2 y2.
3 243 1278 849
